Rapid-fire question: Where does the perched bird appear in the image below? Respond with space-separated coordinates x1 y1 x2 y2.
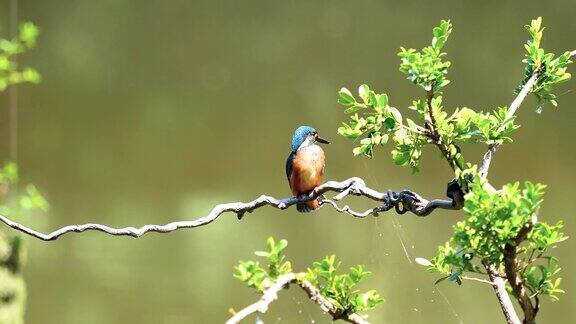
285 126 330 212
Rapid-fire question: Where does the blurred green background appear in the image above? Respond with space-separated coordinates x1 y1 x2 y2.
0 0 575 323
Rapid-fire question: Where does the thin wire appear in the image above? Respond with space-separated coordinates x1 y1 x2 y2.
363 160 414 264
363 161 467 322
556 87 576 98
391 216 413 264
435 287 464 324
9 0 19 165
364 160 385 264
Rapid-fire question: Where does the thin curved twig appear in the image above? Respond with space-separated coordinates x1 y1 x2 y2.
0 177 461 241
478 71 539 178
226 272 368 324
480 49 576 178
461 275 495 286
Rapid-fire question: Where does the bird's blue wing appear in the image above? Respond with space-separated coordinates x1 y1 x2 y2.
285 151 296 180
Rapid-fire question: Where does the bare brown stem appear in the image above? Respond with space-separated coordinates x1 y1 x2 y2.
503 216 538 324
424 89 459 172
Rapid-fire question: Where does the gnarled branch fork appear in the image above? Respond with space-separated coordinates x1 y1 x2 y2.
482 216 539 324
0 177 462 241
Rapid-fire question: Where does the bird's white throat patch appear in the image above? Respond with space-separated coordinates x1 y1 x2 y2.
297 138 316 150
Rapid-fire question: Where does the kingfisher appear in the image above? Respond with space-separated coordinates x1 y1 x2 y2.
285 126 330 212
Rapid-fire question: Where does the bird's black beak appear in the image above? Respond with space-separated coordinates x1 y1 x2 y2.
316 135 330 144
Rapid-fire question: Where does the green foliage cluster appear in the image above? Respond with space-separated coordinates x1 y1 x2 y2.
398 19 452 92
427 176 566 300
520 17 572 110
0 162 49 218
304 255 384 313
523 257 564 301
0 25 46 216
0 22 41 91
0 163 18 184
234 238 384 315
234 237 292 291
337 19 524 174
0 162 47 324
0 23 44 324
448 107 519 146
337 85 408 161
336 17 572 320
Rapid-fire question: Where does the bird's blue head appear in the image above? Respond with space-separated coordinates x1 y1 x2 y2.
290 125 330 152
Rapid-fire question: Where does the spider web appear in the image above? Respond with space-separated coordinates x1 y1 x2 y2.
363 161 464 323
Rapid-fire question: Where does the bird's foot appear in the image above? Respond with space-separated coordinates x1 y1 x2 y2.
296 193 309 201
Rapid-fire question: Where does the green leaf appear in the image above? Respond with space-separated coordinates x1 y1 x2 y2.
377 93 388 108
0 21 42 92
338 87 356 106
358 84 370 104
19 22 39 48
344 103 366 114
19 184 49 211
388 107 402 124
0 162 19 184
398 20 452 94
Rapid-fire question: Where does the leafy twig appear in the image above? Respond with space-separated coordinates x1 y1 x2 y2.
478 72 539 178
226 272 369 324
479 49 576 178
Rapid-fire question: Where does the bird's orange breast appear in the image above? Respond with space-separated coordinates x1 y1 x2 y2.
289 145 325 196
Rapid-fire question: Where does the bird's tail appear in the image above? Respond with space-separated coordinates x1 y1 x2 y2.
296 199 319 213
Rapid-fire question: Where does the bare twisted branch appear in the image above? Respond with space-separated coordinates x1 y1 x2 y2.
226 273 299 324
485 263 521 324
0 177 461 241
226 272 368 324
298 280 369 324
